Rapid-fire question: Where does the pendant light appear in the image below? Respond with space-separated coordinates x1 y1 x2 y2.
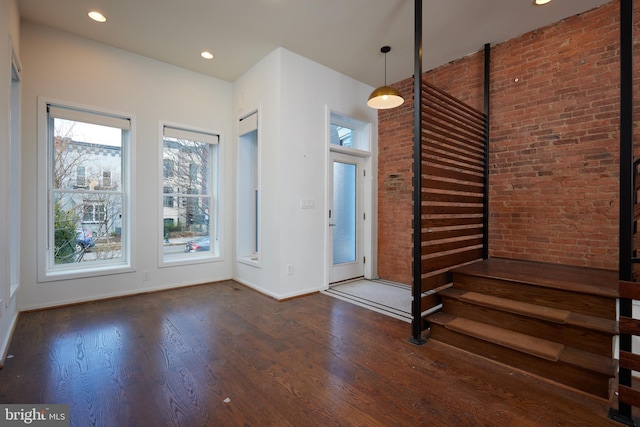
367 46 404 109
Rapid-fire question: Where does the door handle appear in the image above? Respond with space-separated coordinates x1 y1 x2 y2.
329 223 336 227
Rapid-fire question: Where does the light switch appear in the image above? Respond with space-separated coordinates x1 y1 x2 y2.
300 199 315 209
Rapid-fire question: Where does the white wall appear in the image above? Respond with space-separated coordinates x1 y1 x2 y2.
19 22 234 309
0 0 20 364
234 49 283 297
10 19 377 316
233 48 378 299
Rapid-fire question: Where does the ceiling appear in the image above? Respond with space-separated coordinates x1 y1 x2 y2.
17 0 611 88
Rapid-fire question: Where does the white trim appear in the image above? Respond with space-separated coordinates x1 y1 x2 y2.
238 111 258 135
233 277 321 301
236 107 262 267
17 277 232 312
329 145 371 158
325 106 376 287
6 37 21 308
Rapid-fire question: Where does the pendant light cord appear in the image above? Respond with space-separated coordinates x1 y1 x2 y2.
384 52 387 85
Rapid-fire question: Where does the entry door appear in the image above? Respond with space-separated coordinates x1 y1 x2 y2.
329 152 364 283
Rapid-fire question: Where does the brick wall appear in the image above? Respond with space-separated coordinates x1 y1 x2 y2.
378 1 636 283
377 79 414 285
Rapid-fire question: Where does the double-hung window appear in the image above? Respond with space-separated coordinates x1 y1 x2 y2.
41 101 132 279
161 125 219 263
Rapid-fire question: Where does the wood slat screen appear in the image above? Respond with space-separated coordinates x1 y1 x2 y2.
419 80 487 317
634 160 640 282
618 280 640 413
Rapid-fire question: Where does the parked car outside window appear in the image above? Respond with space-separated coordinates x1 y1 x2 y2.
185 237 210 253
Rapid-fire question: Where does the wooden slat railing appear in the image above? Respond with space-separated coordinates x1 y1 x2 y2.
418 79 487 324
614 280 640 423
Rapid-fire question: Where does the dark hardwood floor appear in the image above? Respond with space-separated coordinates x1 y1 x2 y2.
0 280 618 426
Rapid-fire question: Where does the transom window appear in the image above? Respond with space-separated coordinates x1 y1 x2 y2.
330 124 353 148
329 112 370 152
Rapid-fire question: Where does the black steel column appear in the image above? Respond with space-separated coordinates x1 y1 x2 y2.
409 0 425 345
610 0 634 423
482 43 490 259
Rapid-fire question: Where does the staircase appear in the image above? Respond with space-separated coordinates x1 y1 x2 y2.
427 258 619 399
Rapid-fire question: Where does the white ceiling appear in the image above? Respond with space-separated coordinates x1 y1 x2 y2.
17 0 611 87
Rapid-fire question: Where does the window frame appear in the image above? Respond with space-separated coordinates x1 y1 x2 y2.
8 38 22 301
37 98 136 282
329 111 371 155
158 121 222 267
236 110 261 267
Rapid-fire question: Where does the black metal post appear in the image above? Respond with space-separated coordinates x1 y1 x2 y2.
482 43 490 259
609 0 634 423
409 0 426 345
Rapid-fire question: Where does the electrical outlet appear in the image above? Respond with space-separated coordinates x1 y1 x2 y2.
286 264 293 275
143 271 150 281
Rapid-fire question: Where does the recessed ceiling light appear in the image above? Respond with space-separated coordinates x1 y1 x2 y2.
88 11 107 22
201 51 214 60
534 0 552 5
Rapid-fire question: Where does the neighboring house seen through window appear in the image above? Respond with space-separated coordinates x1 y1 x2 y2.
162 125 219 262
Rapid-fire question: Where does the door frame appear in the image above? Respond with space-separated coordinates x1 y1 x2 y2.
325 109 376 288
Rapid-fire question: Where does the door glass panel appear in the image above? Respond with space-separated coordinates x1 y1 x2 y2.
333 161 356 265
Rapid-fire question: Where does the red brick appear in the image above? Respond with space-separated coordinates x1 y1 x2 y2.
378 2 628 280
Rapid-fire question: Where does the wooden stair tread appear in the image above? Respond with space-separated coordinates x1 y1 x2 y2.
457 290 570 323
441 288 618 335
434 313 564 362
567 312 618 335
452 258 618 299
429 313 618 377
561 346 618 377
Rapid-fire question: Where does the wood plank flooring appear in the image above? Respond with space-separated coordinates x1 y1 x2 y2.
0 280 619 426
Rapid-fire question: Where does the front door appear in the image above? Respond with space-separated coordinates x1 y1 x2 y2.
329 152 364 283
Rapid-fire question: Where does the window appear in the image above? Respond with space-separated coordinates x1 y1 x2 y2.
76 166 86 188
102 170 111 188
329 112 370 152
162 125 219 262
237 112 259 262
42 101 131 277
330 124 353 147
8 41 22 297
83 202 106 223
163 186 174 208
163 159 174 178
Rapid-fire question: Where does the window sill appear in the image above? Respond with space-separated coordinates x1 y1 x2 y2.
238 256 260 267
40 263 134 283
160 253 222 268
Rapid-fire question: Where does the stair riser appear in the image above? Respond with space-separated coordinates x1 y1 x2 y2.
453 274 616 319
442 297 614 357
430 324 612 399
